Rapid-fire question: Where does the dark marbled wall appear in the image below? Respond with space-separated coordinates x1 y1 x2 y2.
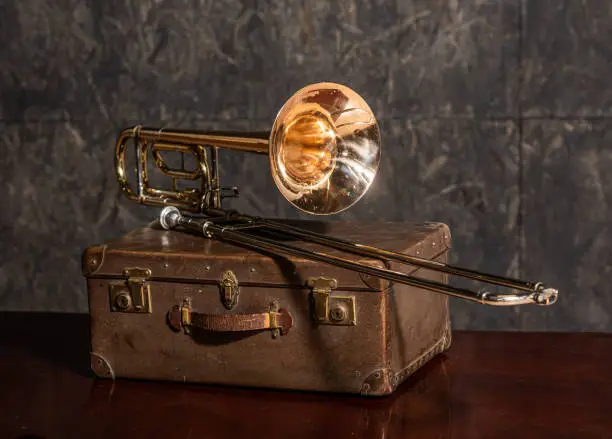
1 0 610 332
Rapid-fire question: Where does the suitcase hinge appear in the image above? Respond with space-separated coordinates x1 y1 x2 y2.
109 268 152 313
307 277 356 326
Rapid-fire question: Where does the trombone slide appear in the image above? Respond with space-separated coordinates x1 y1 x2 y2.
160 207 558 307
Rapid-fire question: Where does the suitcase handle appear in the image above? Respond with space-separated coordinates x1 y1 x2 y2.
167 300 293 337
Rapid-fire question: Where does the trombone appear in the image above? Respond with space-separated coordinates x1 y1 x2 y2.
115 82 559 307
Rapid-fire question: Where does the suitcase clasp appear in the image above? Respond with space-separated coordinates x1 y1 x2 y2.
109 268 152 313
219 270 239 310
307 277 356 326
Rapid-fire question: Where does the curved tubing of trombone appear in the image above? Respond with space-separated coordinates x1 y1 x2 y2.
115 126 142 202
480 288 558 306
113 125 271 211
159 207 558 307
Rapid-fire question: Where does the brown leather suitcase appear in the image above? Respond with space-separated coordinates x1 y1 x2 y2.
82 219 452 396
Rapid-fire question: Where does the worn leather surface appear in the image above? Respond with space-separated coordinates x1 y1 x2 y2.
85 220 451 395
386 252 451 394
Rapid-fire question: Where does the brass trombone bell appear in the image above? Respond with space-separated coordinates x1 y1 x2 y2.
115 82 380 216
269 83 380 215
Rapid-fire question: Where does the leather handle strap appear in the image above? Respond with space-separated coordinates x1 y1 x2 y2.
167 302 292 336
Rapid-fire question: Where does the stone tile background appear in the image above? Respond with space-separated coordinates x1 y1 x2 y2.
0 0 608 332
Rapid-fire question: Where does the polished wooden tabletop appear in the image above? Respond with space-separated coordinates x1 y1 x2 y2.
1 311 610 439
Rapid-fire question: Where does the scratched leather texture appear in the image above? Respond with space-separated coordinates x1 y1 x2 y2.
0 0 609 332
85 221 450 395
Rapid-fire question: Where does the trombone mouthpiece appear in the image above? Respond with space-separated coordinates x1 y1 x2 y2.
160 206 181 230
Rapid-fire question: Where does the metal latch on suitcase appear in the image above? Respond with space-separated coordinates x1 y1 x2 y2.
307 277 356 326
219 270 239 310
109 268 152 313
